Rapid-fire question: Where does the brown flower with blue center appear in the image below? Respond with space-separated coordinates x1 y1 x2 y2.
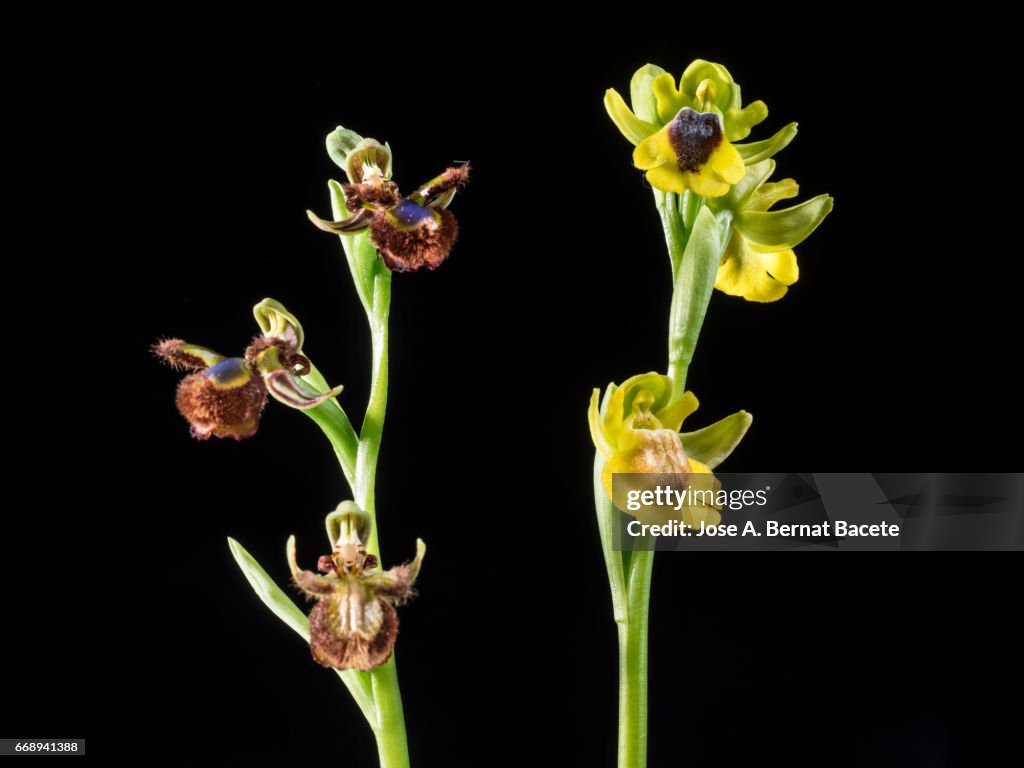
154 341 268 440
307 164 469 272
153 300 341 440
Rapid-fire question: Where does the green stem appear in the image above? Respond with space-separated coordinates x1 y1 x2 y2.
370 658 409 768
603 196 730 768
617 549 653 768
356 264 391 557
351 262 408 768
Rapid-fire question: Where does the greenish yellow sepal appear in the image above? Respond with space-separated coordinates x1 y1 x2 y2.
734 194 834 252
680 411 753 469
604 88 659 145
253 297 304 350
735 122 798 164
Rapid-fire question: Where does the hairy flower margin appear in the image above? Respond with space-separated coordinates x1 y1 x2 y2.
153 299 341 440
289 502 425 672
589 373 752 527
307 129 470 273
606 60 833 302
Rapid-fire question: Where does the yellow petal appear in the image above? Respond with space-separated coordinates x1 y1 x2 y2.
686 169 730 198
632 126 674 170
715 232 799 302
651 72 691 124
764 249 799 285
644 164 688 193
709 140 745 184
655 390 699 433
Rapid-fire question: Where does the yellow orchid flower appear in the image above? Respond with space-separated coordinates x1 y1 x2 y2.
589 373 752 528
711 160 834 302
605 60 797 197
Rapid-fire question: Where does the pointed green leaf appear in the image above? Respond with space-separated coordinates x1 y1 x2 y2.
735 194 834 251
604 89 659 145
228 538 376 722
735 122 798 164
228 537 310 640
629 63 666 123
681 410 753 469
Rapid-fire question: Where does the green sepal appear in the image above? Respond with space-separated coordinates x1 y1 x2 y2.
680 59 739 111
253 298 304 350
604 88 659 145
735 122 798 164
327 127 364 172
325 501 373 547
735 194 834 252
681 410 753 469
326 128 393 184
629 63 667 123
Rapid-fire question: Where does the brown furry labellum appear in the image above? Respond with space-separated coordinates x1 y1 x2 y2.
290 538 424 671
371 204 459 272
153 339 270 440
174 358 267 440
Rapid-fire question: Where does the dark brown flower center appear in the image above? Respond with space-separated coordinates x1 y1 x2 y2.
667 108 723 172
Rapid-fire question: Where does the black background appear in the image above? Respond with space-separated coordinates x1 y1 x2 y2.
8 19 1020 767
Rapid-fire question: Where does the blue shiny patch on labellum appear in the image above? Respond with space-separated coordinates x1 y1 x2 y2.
204 357 250 385
391 199 437 229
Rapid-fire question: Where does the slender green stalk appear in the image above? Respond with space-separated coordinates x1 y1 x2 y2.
617 549 653 768
356 265 392 555
369 658 409 768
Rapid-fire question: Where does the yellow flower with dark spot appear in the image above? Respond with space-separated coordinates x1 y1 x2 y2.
606 61 801 191
633 108 745 197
